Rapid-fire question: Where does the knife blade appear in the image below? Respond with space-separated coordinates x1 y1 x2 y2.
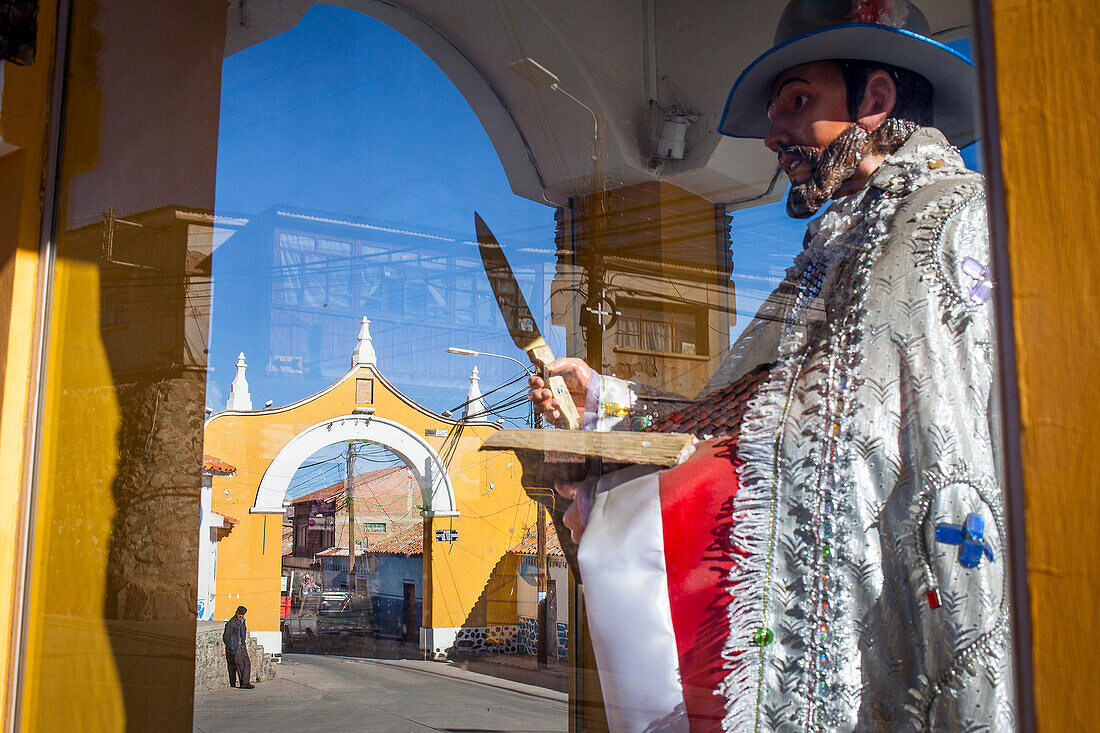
474 212 581 430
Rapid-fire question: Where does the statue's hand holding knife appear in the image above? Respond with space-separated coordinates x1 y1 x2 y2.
475 212 582 430
475 213 594 543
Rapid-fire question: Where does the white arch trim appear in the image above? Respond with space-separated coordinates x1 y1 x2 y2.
252 414 459 517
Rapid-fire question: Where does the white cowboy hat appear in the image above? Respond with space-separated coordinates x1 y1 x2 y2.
718 0 978 147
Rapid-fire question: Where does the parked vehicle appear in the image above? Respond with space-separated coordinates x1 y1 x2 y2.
282 591 372 646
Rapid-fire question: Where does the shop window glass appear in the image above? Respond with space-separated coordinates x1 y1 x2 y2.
9 0 1019 730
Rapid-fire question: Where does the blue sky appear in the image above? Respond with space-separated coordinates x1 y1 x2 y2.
209 5 804 415
209 5 556 415
209 4 980 439
214 5 551 248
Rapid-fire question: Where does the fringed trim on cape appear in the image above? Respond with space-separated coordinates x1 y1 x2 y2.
717 346 803 732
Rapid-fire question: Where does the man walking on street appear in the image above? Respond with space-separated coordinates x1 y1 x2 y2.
223 605 254 689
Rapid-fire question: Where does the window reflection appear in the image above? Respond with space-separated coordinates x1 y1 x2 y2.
6 0 1024 728
4 0 1012 726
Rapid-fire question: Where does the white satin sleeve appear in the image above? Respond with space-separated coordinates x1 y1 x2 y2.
578 465 687 733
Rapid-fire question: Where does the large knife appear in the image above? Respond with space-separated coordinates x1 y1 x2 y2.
474 212 581 430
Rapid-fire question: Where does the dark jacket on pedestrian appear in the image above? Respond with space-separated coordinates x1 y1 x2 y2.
223 615 247 655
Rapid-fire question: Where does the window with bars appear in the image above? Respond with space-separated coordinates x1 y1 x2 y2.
615 301 706 356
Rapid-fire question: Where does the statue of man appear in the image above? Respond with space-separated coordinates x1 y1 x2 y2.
529 2 1011 730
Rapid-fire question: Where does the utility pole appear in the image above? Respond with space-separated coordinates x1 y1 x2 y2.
533 402 549 670
346 442 357 592
537 505 548 669
581 114 608 371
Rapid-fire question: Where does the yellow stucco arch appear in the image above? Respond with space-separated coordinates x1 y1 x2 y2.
252 414 459 517
202 352 533 657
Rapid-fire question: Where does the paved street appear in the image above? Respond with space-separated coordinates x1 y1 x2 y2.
193 653 568 732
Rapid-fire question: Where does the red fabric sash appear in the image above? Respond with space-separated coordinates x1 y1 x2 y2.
658 438 743 729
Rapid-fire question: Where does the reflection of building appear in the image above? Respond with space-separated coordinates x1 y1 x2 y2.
202 327 536 656
197 454 238 621
67 205 216 377
211 206 551 408
286 465 420 558
552 182 736 398
510 523 569 661
317 523 424 640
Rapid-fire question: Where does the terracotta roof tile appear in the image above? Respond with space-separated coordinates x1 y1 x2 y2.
289 465 416 509
317 523 423 557
366 523 424 556
509 522 564 557
202 454 236 475
646 365 770 439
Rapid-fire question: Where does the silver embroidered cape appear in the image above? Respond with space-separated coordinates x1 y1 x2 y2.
596 128 1013 732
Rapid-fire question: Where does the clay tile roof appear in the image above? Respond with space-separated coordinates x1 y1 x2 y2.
509 522 564 557
289 465 416 507
366 523 423 556
202 454 236 476
315 546 357 557
646 365 771 439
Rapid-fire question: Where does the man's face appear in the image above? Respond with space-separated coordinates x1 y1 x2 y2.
764 60 851 182
763 60 903 218
236 613 245 621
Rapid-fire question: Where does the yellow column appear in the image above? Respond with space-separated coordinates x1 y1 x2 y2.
990 1 1100 729
0 0 60 725
4 1 227 729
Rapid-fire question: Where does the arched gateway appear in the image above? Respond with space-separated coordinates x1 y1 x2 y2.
202 319 532 657
252 414 459 517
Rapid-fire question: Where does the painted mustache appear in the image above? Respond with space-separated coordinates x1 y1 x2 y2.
780 120 918 219
777 145 825 175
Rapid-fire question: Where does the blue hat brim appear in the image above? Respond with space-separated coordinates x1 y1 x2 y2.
718 23 977 147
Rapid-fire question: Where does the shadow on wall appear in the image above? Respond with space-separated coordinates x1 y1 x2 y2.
449 552 519 657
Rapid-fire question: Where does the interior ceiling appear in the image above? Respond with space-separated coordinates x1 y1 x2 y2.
227 0 975 208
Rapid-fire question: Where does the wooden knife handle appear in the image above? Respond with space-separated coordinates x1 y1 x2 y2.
546 374 581 430
527 338 581 430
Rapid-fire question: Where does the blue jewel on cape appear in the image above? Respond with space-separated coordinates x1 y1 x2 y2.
935 512 995 568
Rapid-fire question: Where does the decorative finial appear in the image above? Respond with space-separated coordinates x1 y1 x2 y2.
351 316 377 368
226 352 253 410
463 366 486 420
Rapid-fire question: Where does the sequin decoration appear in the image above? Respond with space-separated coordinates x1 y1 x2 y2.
602 402 630 418
720 131 1012 733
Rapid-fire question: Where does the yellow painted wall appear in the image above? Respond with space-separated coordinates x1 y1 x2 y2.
20 257 125 726
203 365 535 640
4 1 227 730
989 2 1100 730
0 1 59 723
425 431 531 631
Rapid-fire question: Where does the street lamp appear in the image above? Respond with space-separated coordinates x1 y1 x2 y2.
508 57 608 370
445 345 551 669
444 346 533 376
507 57 605 187
445 346 537 426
